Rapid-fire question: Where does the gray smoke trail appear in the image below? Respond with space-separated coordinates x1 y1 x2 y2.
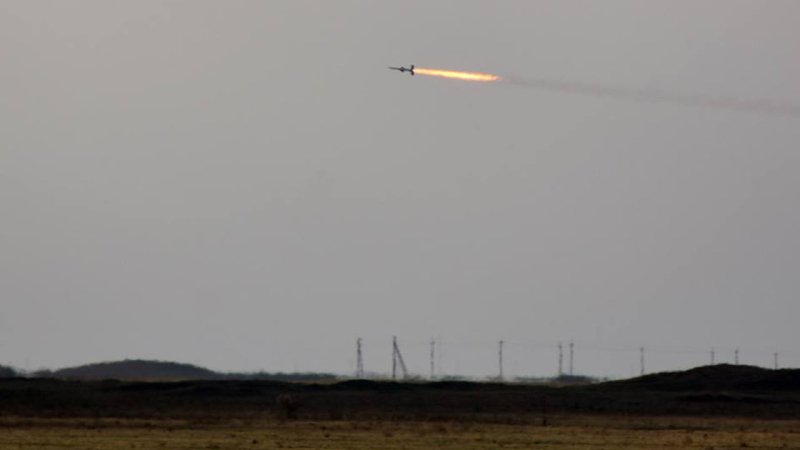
506 77 800 117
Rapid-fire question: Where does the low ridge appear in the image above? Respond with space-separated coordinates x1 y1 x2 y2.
600 364 800 391
49 359 217 381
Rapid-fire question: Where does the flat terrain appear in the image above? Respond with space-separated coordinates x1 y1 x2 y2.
2 417 800 449
1 365 800 448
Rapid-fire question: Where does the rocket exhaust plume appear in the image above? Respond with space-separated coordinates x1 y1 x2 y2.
415 68 501 82
401 64 798 116
507 77 800 117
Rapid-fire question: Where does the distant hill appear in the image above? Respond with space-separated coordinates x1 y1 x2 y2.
0 365 18 378
47 359 217 381
35 359 339 382
601 364 800 391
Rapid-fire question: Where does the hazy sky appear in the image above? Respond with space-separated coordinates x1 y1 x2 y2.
2 1 799 379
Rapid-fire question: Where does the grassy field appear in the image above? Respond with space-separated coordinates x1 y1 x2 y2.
2 416 800 449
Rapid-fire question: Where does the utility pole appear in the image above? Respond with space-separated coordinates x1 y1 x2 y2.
429 338 435 380
498 340 504 381
774 352 779 370
569 341 574 376
558 342 563 377
735 348 739 365
640 347 645 376
437 336 444 377
392 336 408 380
710 347 715 365
356 338 364 378
392 336 397 380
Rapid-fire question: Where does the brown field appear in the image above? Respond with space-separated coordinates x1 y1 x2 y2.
2 366 800 449
2 416 800 449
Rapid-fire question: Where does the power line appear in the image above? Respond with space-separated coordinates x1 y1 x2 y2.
352 336 796 379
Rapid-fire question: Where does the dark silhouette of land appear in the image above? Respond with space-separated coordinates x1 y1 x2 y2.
2 364 799 422
603 363 800 391
0 365 17 379
29 359 337 382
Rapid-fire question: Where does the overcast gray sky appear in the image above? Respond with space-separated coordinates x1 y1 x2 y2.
2 1 799 379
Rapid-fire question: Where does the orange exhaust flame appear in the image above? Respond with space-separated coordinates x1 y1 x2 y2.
415 68 501 82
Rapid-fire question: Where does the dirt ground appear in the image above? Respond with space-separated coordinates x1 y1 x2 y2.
2 416 800 450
